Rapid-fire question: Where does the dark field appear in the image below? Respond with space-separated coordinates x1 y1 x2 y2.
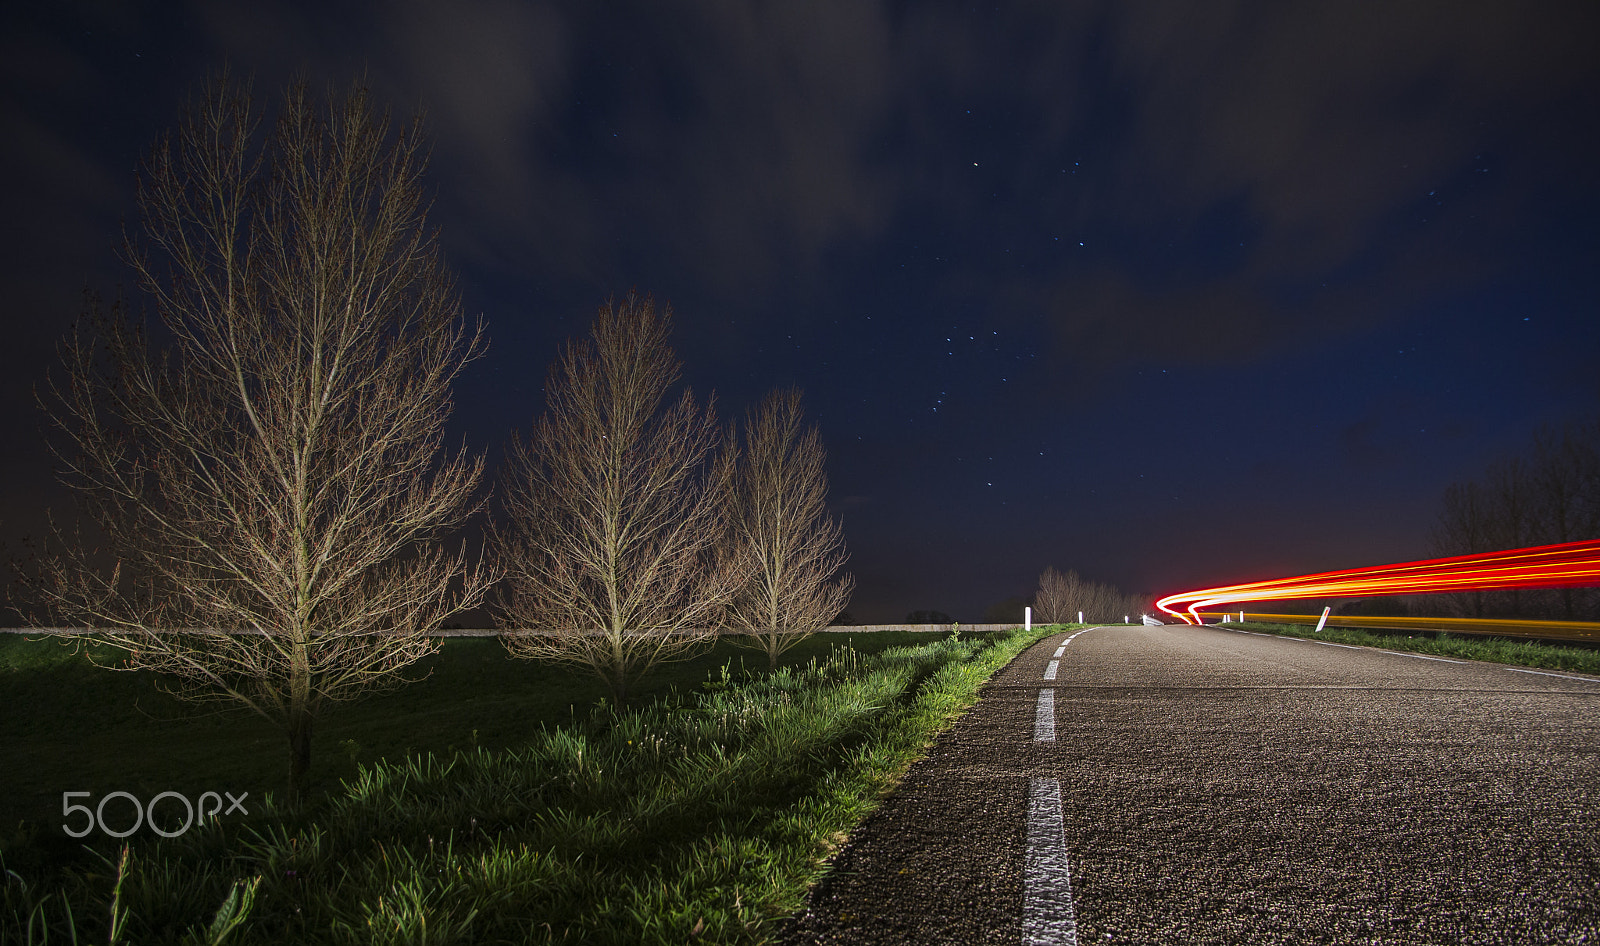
0 627 1050 944
0 630 994 831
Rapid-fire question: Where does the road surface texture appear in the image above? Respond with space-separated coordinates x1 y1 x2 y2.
778 624 1600 945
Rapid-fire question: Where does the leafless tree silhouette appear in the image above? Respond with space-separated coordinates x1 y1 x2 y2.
1529 425 1600 618
493 294 744 703
723 388 853 668
1034 567 1146 623
1430 480 1496 617
1033 567 1073 624
1430 419 1600 618
19 77 492 805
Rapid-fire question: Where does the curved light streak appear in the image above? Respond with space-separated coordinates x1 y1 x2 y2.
1156 539 1600 625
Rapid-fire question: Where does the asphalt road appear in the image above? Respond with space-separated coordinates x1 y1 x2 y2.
778 624 1600 945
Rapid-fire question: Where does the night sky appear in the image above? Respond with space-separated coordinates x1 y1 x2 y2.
3 2 1598 624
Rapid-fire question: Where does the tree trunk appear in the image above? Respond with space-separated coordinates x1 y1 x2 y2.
286 709 314 808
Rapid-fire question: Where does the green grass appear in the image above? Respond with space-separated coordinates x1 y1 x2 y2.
0 626 1054 944
0 630 992 833
1222 620 1600 675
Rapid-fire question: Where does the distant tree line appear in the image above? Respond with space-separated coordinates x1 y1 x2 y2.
982 597 1028 624
1032 567 1148 624
1427 418 1600 620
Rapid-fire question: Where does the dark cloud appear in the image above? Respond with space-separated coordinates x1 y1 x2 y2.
1040 269 1283 363
380 2 584 273
18 0 1599 332
1010 0 1600 365
637 2 897 285
1105 0 1596 263
186 1 905 298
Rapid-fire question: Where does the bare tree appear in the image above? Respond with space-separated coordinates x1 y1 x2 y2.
1429 480 1494 617
19 78 491 805
1034 567 1145 623
1530 425 1600 618
1430 421 1600 619
723 389 853 668
1430 481 1494 557
493 294 742 703
1486 457 1535 553
1034 566 1073 624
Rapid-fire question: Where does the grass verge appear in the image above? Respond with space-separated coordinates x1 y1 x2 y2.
1 626 1052 944
1222 620 1600 675
0 630 996 833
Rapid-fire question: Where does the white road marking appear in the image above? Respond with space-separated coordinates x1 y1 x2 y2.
1505 667 1600 684
1227 627 1362 650
1377 650 1466 663
1034 688 1056 742
1024 777 1079 946
1042 627 1102 683
1224 626 1599 677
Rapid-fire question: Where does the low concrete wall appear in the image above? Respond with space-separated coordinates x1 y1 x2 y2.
2 623 1032 636
811 623 1024 634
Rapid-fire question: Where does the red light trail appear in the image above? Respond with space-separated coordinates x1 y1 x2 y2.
1155 539 1600 625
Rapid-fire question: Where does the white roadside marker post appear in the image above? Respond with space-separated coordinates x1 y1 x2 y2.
1314 606 1331 633
1025 606 1032 631
1077 610 1083 624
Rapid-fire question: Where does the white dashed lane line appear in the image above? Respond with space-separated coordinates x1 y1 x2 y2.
1023 632 1096 943
1505 667 1600 684
1377 650 1467 663
1024 777 1080 946
1034 688 1055 743
1045 627 1100 681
